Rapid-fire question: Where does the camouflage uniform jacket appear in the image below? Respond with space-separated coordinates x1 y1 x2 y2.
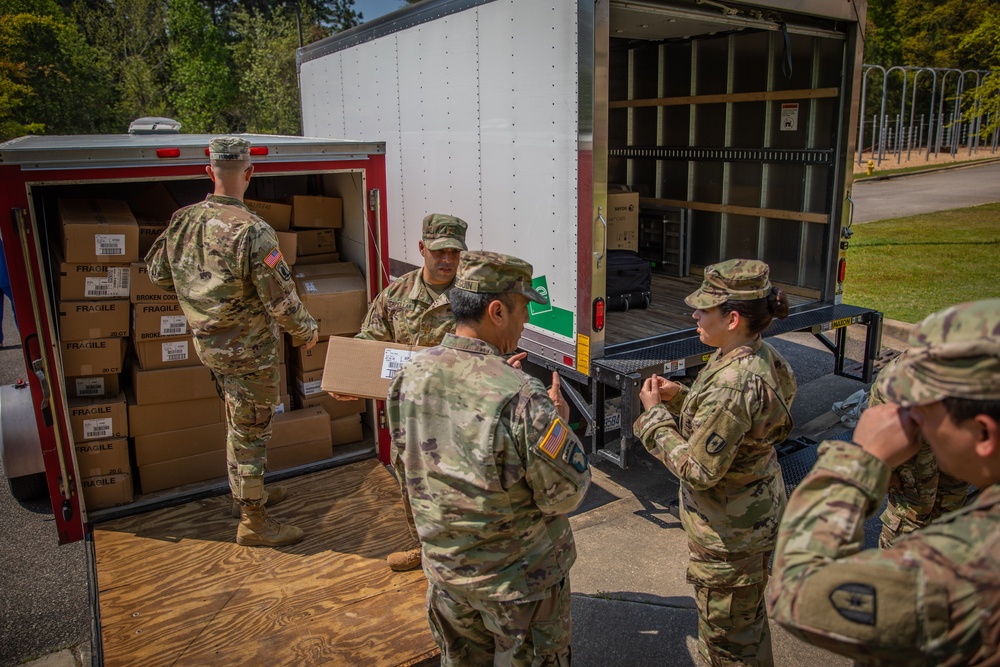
356 267 455 345
146 194 317 374
634 338 796 581
387 333 592 601
768 439 1000 665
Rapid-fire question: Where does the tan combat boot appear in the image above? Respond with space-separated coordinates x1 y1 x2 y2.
236 505 305 547
230 485 289 519
386 546 422 571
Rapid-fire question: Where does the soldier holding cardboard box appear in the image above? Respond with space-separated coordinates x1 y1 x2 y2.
146 136 319 548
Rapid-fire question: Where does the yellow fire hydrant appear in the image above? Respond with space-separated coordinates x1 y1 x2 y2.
866 159 875 176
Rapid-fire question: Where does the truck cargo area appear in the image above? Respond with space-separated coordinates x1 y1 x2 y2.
90 459 437 666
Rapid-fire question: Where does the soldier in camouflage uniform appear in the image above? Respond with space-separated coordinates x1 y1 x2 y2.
387 250 591 666
147 136 318 548
634 259 796 666
342 213 468 571
768 299 1000 665
870 354 970 548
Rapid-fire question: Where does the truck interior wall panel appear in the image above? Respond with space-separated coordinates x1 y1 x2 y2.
732 32 770 94
690 210 721 268
762 217 802 285
479 0 580 340
695 37 728 97
321 172 368 270
724 214 762 261
802 222 828 290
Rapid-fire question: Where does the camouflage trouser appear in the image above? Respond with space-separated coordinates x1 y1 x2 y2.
426 577 572 667
213 366 279 506
879 440 969 548
688 546 773 667
390 442 420 546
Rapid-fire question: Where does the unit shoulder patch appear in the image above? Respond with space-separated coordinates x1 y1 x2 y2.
829 583 877 626
705 432 728 455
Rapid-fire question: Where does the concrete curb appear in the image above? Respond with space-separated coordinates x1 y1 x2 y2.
881 317 914 343
854 156 1000 183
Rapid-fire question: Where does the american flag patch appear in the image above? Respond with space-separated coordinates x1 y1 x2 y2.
264 247 282 268
538 418 568 459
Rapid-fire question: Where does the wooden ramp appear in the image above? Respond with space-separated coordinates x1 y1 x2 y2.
93 459 439 667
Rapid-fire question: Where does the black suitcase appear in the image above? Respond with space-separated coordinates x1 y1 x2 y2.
606 249 652 311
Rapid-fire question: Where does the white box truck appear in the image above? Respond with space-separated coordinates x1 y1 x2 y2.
297 0 882 467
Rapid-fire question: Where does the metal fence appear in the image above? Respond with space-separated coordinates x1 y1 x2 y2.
858 65 1000 166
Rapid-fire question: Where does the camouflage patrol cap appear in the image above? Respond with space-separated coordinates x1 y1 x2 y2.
422 214 468 251
208 136 250 161
454 251 547 305
878 299 1000 406
684 258 772 309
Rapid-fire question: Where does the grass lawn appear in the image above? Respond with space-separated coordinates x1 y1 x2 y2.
842 202 1000 323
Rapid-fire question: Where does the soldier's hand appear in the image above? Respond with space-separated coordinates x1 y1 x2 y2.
329 392 360 402
640 374 674 410
548 372 570 423
853 402 921 468
303 331 319 351
505 351 527 369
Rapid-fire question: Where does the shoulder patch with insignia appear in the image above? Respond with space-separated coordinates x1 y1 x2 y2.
705 432 727 455
278 262 291 281
829 583 876 626
264 247 283 269
561 441 588 473
538 418 568 460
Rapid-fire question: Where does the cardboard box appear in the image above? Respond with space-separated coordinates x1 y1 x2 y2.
137 223 167 257
128 183 178 222
283 195 343 229
294 367 324 397
269 407 330 447
138 451 226 494
59 300 130 341
130 262 179 305
289 337 329 372
126 391 224 438
59 199 139 263
294 252 340 266
132 335 200 370
278 363 288 394
331 413 363 446
296 229 336 256
268 439 333 471
131 363 217 405
246 199 292 231
133 422 226 467
81 473 133 509
66 373 120 399
607 192 639 251
296 390 365 419
320 336 427 400
275 231 297 266
61 337 126 376
293 264 367 336
291 262 357 280
57 260 131 300
131 302 189 339
275 394 292 414
75 437 130 477
68 392 128 442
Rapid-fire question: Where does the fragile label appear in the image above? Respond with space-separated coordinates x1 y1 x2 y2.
83 417 113 439
84 276 129 299
162 340 188 362
160 315 187 336
380 349 416 380
75 377 104 397
95 234 126 256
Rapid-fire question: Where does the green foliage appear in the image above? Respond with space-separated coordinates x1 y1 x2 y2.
167 0 235 133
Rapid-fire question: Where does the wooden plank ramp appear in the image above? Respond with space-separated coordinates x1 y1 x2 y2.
93 459 439 667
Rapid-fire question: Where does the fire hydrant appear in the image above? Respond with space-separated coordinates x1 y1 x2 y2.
866 159 875 176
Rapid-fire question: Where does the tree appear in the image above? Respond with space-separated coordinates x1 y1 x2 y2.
167 0 236 132
958 6 1000 135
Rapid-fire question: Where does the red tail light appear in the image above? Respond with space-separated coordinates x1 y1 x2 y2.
838 258 847 283
156 148 180 158
593 298 605 332
249 146 269 156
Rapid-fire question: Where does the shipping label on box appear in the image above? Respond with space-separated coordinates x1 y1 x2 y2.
131 303 189 339
294 367 324 397
607 192 639 251
295 229 337 256
276 394 291 414
58 199 139 263
75 437 130 477
81 473 133 509
132 335 199 371
131 363 217 405
320 336 427 400
130 262 179 305
283 195 343 229
58 260 131 300
59 300 129 341
245 199 292 231
294 264 367 337
68 392 127 442
61 337 126 376
66 373 120 399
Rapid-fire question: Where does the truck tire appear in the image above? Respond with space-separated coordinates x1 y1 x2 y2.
7 472 47 502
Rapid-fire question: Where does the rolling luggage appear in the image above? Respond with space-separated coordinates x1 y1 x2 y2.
606 249 652 311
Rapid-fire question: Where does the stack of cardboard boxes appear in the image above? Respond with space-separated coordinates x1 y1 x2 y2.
57 199 136 509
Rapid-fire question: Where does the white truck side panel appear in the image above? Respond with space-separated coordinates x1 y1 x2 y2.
300 0 582 345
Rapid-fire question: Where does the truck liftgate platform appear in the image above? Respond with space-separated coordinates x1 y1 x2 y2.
88 460 439 667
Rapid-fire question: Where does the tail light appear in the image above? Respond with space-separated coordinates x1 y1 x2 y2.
155 148 180 158
593 298 605 332
838 258 847 283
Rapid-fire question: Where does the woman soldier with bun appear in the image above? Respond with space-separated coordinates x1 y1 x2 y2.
635 259 796 666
